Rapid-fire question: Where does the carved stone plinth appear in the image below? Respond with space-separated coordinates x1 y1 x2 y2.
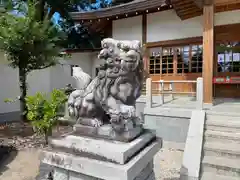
40 131 162 180
39 38 161 180
73 124 143 142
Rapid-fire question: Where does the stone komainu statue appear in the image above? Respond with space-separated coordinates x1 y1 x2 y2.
68 38 144 132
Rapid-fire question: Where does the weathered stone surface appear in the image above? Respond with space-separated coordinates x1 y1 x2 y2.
68 38 145 135
41 139 161 180
38 38 161 180
144 114 189 144
69 171 101 180
53 168 68 180
134 161 153 180
73 124 143 142
49 131 155 164
145 171 156 180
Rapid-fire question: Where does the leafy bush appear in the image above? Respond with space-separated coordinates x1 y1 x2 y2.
26 89 67 144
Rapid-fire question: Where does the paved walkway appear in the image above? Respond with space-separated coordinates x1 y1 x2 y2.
138 95 240 114
0 149 40 180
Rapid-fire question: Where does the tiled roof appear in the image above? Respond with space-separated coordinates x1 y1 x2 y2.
70 0 170 20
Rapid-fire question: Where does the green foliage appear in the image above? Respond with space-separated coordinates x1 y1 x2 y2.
0 0 66 73
26 89 67 143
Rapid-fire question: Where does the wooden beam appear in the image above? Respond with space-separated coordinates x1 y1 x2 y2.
203 0 214 104
193 0 204 8
146 37 202 48
216 2 240 12
177 7 201 13
180 12 202 20
142 14 147 45
215 0 240 6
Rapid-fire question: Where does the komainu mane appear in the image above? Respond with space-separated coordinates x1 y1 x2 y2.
68 38 144 132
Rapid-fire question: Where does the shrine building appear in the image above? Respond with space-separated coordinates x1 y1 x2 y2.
70 0 240 105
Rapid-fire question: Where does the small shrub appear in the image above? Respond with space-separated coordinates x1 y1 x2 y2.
26 89 67 144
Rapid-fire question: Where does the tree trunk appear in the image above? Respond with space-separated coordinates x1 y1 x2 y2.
35 0 45 21
19 68 27 122
44 128 52 145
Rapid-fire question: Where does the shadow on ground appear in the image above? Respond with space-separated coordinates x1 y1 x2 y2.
0 145 18 175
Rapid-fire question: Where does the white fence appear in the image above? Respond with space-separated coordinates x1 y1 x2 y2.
146 77 203 109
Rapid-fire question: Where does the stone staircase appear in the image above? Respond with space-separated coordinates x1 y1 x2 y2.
200 113 240 180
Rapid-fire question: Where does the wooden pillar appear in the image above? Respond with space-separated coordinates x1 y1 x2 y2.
142 14 147 45
203 0 214 104
142 14 148 72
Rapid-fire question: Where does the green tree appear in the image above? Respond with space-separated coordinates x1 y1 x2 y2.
0 1 65 121
7 0 134 49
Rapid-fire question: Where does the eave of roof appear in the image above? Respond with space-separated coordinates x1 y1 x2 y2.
70 0 172 21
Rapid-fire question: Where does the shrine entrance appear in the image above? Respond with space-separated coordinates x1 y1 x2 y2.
214 24 240 98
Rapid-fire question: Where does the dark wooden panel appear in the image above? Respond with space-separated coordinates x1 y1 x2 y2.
214 84 240 98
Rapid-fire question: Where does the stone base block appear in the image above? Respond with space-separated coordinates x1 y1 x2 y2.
53 160 155 180
73 124 143 142
41 133 161 180
49 131 156 164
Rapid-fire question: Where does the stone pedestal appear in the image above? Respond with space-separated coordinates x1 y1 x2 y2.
40 130 161 180
58 102 75 124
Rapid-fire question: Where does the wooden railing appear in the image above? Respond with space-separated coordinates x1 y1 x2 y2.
145 77 204 109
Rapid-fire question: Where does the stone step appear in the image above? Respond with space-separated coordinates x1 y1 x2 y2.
207 111 240 118
201 172 240 180
201 156 240 177
204 130 240 143
205 119 240 133
206 114 240 121
203 141 240 159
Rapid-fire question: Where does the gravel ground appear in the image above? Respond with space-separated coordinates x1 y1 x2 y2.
0 122 183 180
154 148 183 180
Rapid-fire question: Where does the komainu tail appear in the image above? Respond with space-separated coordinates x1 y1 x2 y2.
72 66 92 90
68 67 92 118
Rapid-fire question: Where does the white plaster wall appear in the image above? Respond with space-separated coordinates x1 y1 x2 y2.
0 60 20 113
50 52 94 90
0 52 93 114
112 9 240 44
215 9 240 26
0 53 51 113
112 16 142 42
147 10 203 42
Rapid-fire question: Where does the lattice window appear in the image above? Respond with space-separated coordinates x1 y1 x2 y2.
191 45 203 73
148 44 202 75
177 46 189 73
149 47 161 74
162 48 174 74
217 42 240 72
